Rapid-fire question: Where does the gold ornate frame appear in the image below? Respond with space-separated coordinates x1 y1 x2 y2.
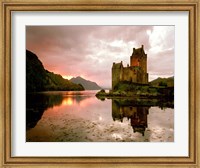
0 0 199 167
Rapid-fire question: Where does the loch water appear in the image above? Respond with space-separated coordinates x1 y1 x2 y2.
26 90 174 142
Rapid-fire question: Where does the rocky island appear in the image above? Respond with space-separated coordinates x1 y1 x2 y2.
96 45 174 105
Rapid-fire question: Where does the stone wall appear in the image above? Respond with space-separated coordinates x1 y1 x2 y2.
122 67 137 83
112 63 123 89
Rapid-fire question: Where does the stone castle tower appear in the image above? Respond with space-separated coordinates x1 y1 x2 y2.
112 45 148 89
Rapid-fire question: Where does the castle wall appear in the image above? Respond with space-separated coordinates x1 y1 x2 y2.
136 70 143 83
122 67 137 83
112 65 123 89
112 66 148 87
140 55 147 74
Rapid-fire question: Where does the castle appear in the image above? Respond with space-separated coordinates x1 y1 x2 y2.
112 45 148 89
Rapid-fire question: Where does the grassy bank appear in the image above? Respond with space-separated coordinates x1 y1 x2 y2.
96 81 174 100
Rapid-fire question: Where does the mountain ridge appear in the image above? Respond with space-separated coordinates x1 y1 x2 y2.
70 76 101 90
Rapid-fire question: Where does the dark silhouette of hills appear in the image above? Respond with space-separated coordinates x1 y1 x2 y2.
149 76 174 87
26 50 84 92
70 76 101 90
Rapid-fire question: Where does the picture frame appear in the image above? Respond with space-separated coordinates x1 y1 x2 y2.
0 0 199 167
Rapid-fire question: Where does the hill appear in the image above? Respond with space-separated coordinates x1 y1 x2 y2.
26 50 84 92
149 76 174 87
70 76 101 90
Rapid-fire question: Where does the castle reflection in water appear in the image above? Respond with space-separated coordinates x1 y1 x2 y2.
112 99 149 136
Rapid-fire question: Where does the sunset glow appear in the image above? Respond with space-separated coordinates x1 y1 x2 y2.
62 75 73 80
62 98 73 106
26 26 174 87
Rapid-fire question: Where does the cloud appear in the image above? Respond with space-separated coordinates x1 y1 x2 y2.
26 25 174 87
147 26 174 81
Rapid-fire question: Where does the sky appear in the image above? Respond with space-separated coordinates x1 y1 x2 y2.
26 26 174 88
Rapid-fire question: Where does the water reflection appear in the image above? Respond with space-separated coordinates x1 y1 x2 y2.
26 93 63 130
62 97 73 106
26 91 174 142
112 99 149 136
26 91 94 130
112 99 173 136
